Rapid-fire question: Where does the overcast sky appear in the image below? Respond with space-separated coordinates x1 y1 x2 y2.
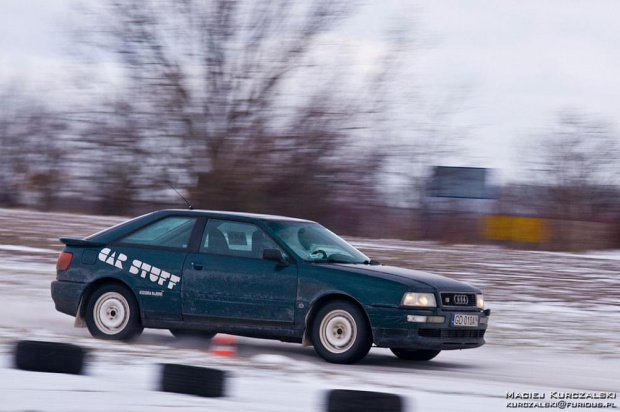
2 0 619 182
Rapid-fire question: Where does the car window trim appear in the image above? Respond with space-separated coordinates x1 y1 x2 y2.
112 215 200 251
197 217 295 263
187 217 207 253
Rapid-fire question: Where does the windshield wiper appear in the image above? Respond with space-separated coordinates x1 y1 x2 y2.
309 258 354 264
311 259 382 265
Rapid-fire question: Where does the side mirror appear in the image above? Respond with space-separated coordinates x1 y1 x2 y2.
263 249 288 266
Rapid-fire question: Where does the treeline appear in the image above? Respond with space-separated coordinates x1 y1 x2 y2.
1 0 619 244
0 0 402 235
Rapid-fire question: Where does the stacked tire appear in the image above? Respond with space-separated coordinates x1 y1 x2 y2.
14 340 86 375
326 389 404 412
160 363 226 398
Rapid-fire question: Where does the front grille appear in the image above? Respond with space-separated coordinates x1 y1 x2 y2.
418 329 485 339
440 293 477 307
418 329 441 338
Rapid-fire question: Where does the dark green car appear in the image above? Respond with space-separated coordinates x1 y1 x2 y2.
51 209 489 364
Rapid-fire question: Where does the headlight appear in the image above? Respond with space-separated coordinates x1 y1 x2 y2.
402 292 436 308
476 294 484 309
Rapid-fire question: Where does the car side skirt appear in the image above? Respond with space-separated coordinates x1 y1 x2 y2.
142 318 304 343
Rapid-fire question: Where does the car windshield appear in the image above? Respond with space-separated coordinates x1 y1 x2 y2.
266 221 369 263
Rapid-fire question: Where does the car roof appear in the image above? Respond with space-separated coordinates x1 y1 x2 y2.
160 209 315 223
85 209 315 243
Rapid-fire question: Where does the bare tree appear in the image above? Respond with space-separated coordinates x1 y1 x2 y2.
529 110 620 221
69 0 390 227
0 88 66 210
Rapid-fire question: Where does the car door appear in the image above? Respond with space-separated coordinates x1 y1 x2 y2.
181 218 298 325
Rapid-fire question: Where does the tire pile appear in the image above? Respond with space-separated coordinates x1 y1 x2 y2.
12 339 406 411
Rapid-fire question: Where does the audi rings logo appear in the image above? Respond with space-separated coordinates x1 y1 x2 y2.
454 294 469 305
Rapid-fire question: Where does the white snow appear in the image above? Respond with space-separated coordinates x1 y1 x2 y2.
1 341 617 411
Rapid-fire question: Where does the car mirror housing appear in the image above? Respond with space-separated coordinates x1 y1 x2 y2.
263 248 288 266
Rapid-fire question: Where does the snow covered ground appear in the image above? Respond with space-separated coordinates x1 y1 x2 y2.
0 208 618 411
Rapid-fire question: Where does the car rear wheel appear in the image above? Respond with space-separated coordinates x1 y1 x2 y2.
85 284 143 340
169 329 216 340
390 348 441 361
311 300 371 364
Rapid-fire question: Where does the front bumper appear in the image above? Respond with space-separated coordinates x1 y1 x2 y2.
368 306 490 350
50 280 86 317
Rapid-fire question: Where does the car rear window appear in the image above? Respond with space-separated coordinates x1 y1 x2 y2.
120 217 197 249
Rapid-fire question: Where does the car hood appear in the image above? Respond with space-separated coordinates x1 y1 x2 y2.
333 264 480 293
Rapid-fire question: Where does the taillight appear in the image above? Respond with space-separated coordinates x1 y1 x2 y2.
57 252 73 271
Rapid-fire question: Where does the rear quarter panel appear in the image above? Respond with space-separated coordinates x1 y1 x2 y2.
58 246 186 321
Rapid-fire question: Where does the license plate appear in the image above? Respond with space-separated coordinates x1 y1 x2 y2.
451 313 479 327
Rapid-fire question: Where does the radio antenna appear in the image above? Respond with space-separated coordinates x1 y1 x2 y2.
168 183 193 210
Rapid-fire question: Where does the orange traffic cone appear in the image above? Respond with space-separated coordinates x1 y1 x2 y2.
209 334 237 358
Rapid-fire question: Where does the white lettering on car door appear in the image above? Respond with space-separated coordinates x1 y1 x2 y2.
99 248 181 290
129 259 181 289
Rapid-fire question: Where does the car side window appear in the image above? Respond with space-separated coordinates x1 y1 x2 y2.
120 217 197 249
201 219 284 259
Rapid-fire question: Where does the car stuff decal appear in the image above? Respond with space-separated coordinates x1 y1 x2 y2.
98 248 181 290
129 259 181 289
98 248 127 269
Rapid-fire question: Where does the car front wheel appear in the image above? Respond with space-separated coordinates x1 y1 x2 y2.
390 348 441 361
311 300 372 364
85 284 143 340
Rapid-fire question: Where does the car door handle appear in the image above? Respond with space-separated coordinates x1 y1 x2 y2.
191 262 203 271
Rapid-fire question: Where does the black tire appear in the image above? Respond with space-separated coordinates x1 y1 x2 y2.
160 363 226 397
311 300 372 364
14 340 86 375
390 348 441 361
327 389 403 412
170 329 216 340
85 283 143 341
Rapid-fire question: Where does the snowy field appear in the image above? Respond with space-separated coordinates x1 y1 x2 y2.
0 208 618 411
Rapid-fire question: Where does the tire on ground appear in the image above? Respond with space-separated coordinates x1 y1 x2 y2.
85 283 143 341
311 300 372 364
326 389 404 412
160 363 226 397
169 329 216 340
14 340 86 375
390 348 441 361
